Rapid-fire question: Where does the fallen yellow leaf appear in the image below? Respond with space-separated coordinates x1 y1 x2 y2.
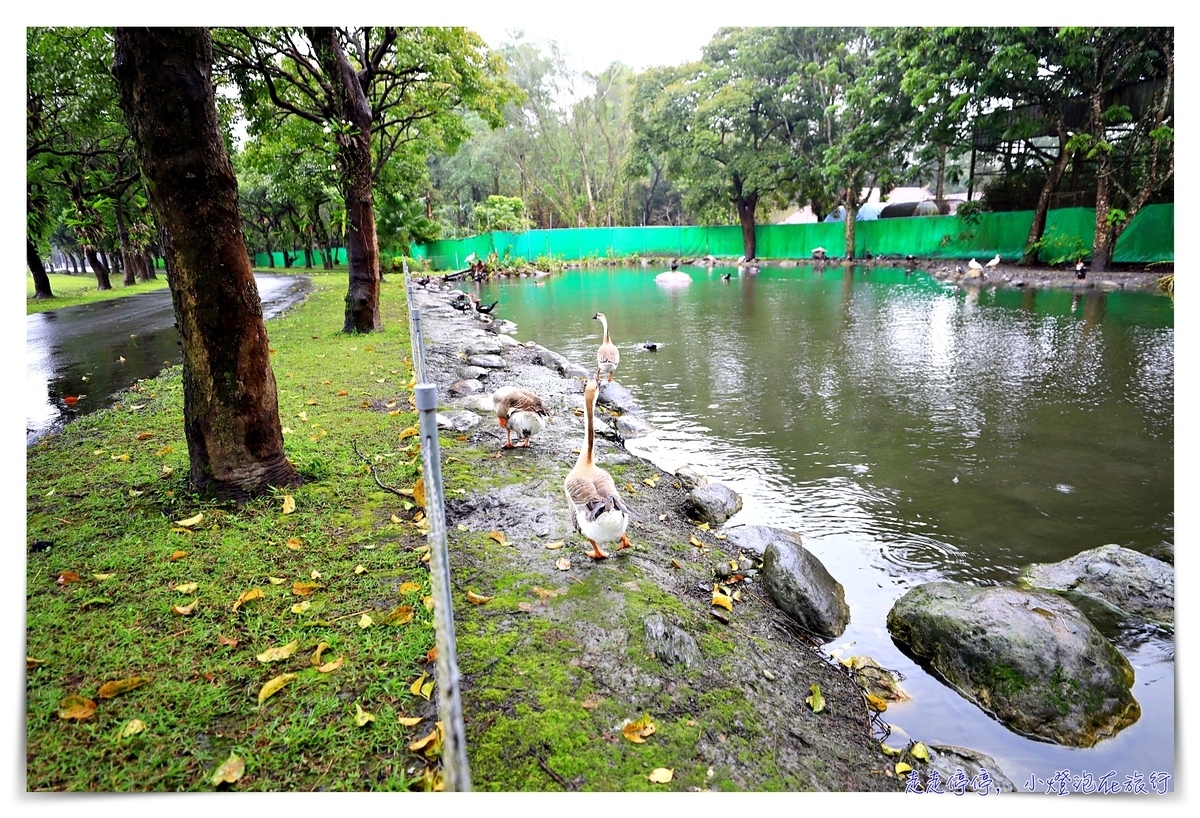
354 702 375 726
806 683 826 714
175 582 199 594
422 595 435 611
282 495 296 514
544 541 564 550
291 600 311 614
467 590 494 605
57 695 97 720
398 427 419 441
257 673 296 704
381 605 415 626
318 656 344 674
354 564 368 574
92 573 115 581
413 477 426 508
111 453 130 462
211 752 245 785
711 592 733 612
409 723 443 753
621 713 656 744
285 538 303 550
172 600 198 616
410 673 429 697
398 716 423 727
399 581 421 594
256 639 300 663
120 718 147 738
910 742 930 762
232 588 264 611
168 550 188 561
895 762 913 775
98 677 151 698
647 768 674 784
358 613 375 628
311 642 330 665
292 581 322 596
689 536 703 548
697 522 711 531
175 513 204 527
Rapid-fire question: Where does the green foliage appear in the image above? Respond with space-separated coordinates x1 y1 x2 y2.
472 195 531 233
1026 227 1089 265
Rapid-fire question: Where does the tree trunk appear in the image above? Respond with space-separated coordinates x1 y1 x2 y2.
736 195 758 261
142 249 157 280
114 202 139 285
113 26 299 499
28 239 54 299
307 27 382 333
936 144 946 201
1089 94 1115 273
1021 126 1073 266
843 201 858 260
86 248 112 290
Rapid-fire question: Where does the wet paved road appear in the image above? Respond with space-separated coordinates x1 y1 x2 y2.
26 274 311 445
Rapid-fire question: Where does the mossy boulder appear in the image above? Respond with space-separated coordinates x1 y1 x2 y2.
1018 544 1174 626
887 582 1139 747
760 535 849 640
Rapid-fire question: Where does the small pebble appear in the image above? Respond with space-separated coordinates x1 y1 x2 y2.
739 558 754 571
763 669 776 681
715 563 731 578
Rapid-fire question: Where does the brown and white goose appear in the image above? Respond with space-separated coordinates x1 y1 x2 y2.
592 312 619 382
564 378 632 559
492 386 549 449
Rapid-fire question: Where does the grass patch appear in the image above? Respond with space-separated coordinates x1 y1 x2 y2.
25 276 448 791
27 273 171 314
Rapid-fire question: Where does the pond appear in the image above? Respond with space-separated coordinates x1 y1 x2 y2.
476 263 1175 791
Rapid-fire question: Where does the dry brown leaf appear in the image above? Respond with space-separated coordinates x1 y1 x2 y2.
466 590 494 605
232 587 264 611
380 605 415 626
136 432 155 441
210 752 245 786
581 694 602 711
399 581 421 595
97 677 151 699
172 599 198 616
318 656 344 674
257 673 296 704
56 571 81 586
486 530 508 546
532 587 560 599
425 646 438 664
285 538 303 550
282 495 296 515
256 639 300 663
57 694 97 720
554 557 571 571
337 390 349 397
292 581 322 596
518 602 533 612
155 446 174 456
413 477 426 508
169 550 188 561
217 634 239 648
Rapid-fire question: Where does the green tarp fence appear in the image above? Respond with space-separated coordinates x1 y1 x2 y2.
412 203 1173 270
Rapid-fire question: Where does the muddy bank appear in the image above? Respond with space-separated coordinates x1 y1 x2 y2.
411 282 916 791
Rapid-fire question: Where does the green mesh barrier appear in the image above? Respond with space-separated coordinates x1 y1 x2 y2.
394 204 1176 270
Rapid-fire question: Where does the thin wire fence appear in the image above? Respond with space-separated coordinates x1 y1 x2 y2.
405 269 470 791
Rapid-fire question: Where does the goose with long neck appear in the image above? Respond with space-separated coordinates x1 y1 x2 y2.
492 386 549 449
564 379 632 559
592 312 619 383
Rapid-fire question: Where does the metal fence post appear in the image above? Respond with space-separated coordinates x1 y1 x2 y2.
415 384 470 792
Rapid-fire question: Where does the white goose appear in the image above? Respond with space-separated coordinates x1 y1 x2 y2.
592 312 619 383
968 258 984 271
492 386 550 449
985 254 1001 269
564 378 632 559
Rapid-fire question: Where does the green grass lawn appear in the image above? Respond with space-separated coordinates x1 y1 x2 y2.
25 277 447 791
27 273 170 314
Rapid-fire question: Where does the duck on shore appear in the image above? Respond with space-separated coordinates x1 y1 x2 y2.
593 312 620 382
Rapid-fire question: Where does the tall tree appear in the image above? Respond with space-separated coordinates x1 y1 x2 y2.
113 26 300 499
215 27 512 332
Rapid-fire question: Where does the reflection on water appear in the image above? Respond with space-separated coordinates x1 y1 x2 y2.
480 264 1174 788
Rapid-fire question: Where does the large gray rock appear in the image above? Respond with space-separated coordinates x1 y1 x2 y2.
923 745 1016 794
456 365 490 381
726 525 800 558
643 614 700 668
466 338 506 356
457 394 496 413
530 344 574 376
435 410 482 432
467 354 506 369
448 378 483 397
887 582 1139 748
596 380 641 414
682 483 742 525
674 465 708 490
1018 544 1174 626
615 414 655 439
761 537 849 639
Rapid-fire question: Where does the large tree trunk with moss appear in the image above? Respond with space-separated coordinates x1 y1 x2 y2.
1021 125 1073 266
306 27 382 333
113 26 300 499
27 239 54 299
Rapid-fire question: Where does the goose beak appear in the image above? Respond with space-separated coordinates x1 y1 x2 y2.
498 417 507 428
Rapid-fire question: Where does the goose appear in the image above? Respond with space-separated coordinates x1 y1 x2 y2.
592 312 619 382
1075 261 1087 280
492 386 550 449
704 254 717 266
564 378 633 559
967 258 983 271
985 254 1001 269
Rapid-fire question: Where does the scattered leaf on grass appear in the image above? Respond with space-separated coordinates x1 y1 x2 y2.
174 582 198 594
257 673 295 704
487 531 507 545
423 595 434 611
354 564 368 575
169 550 188 561
413 477 426 508
119 718 147 738
398 716 423 727
621 713 656 743
554 557 571 571
291 600 311 614
399 581 421 595
310 569 322 580
410 673 429 697
354 703 375 726
466 590 493 605
57 695 97 720
211 752 245 786
425 647 438 664
282 495 296 515
218 634 239 648
311 642 330 665
337 390 348 397
56 571 81 586
285 538 302 550
711 592 733 612
92 573 115 581
318 656 343 673
175 513 204 527
381 605 415 626
98 677 151 698
111 453 130 462
806 683 825 714
647 768 674 784
27 657 48 669
358 614 375 628
532 586 560 600
409 722 443 753
398 427 419 441
81 597 111 609
172 600 198 616
256 640 300 663
292 581 322 596
910 742 930 762
232 588 264 612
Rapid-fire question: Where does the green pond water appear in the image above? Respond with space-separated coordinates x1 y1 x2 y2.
476 263 1175 791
